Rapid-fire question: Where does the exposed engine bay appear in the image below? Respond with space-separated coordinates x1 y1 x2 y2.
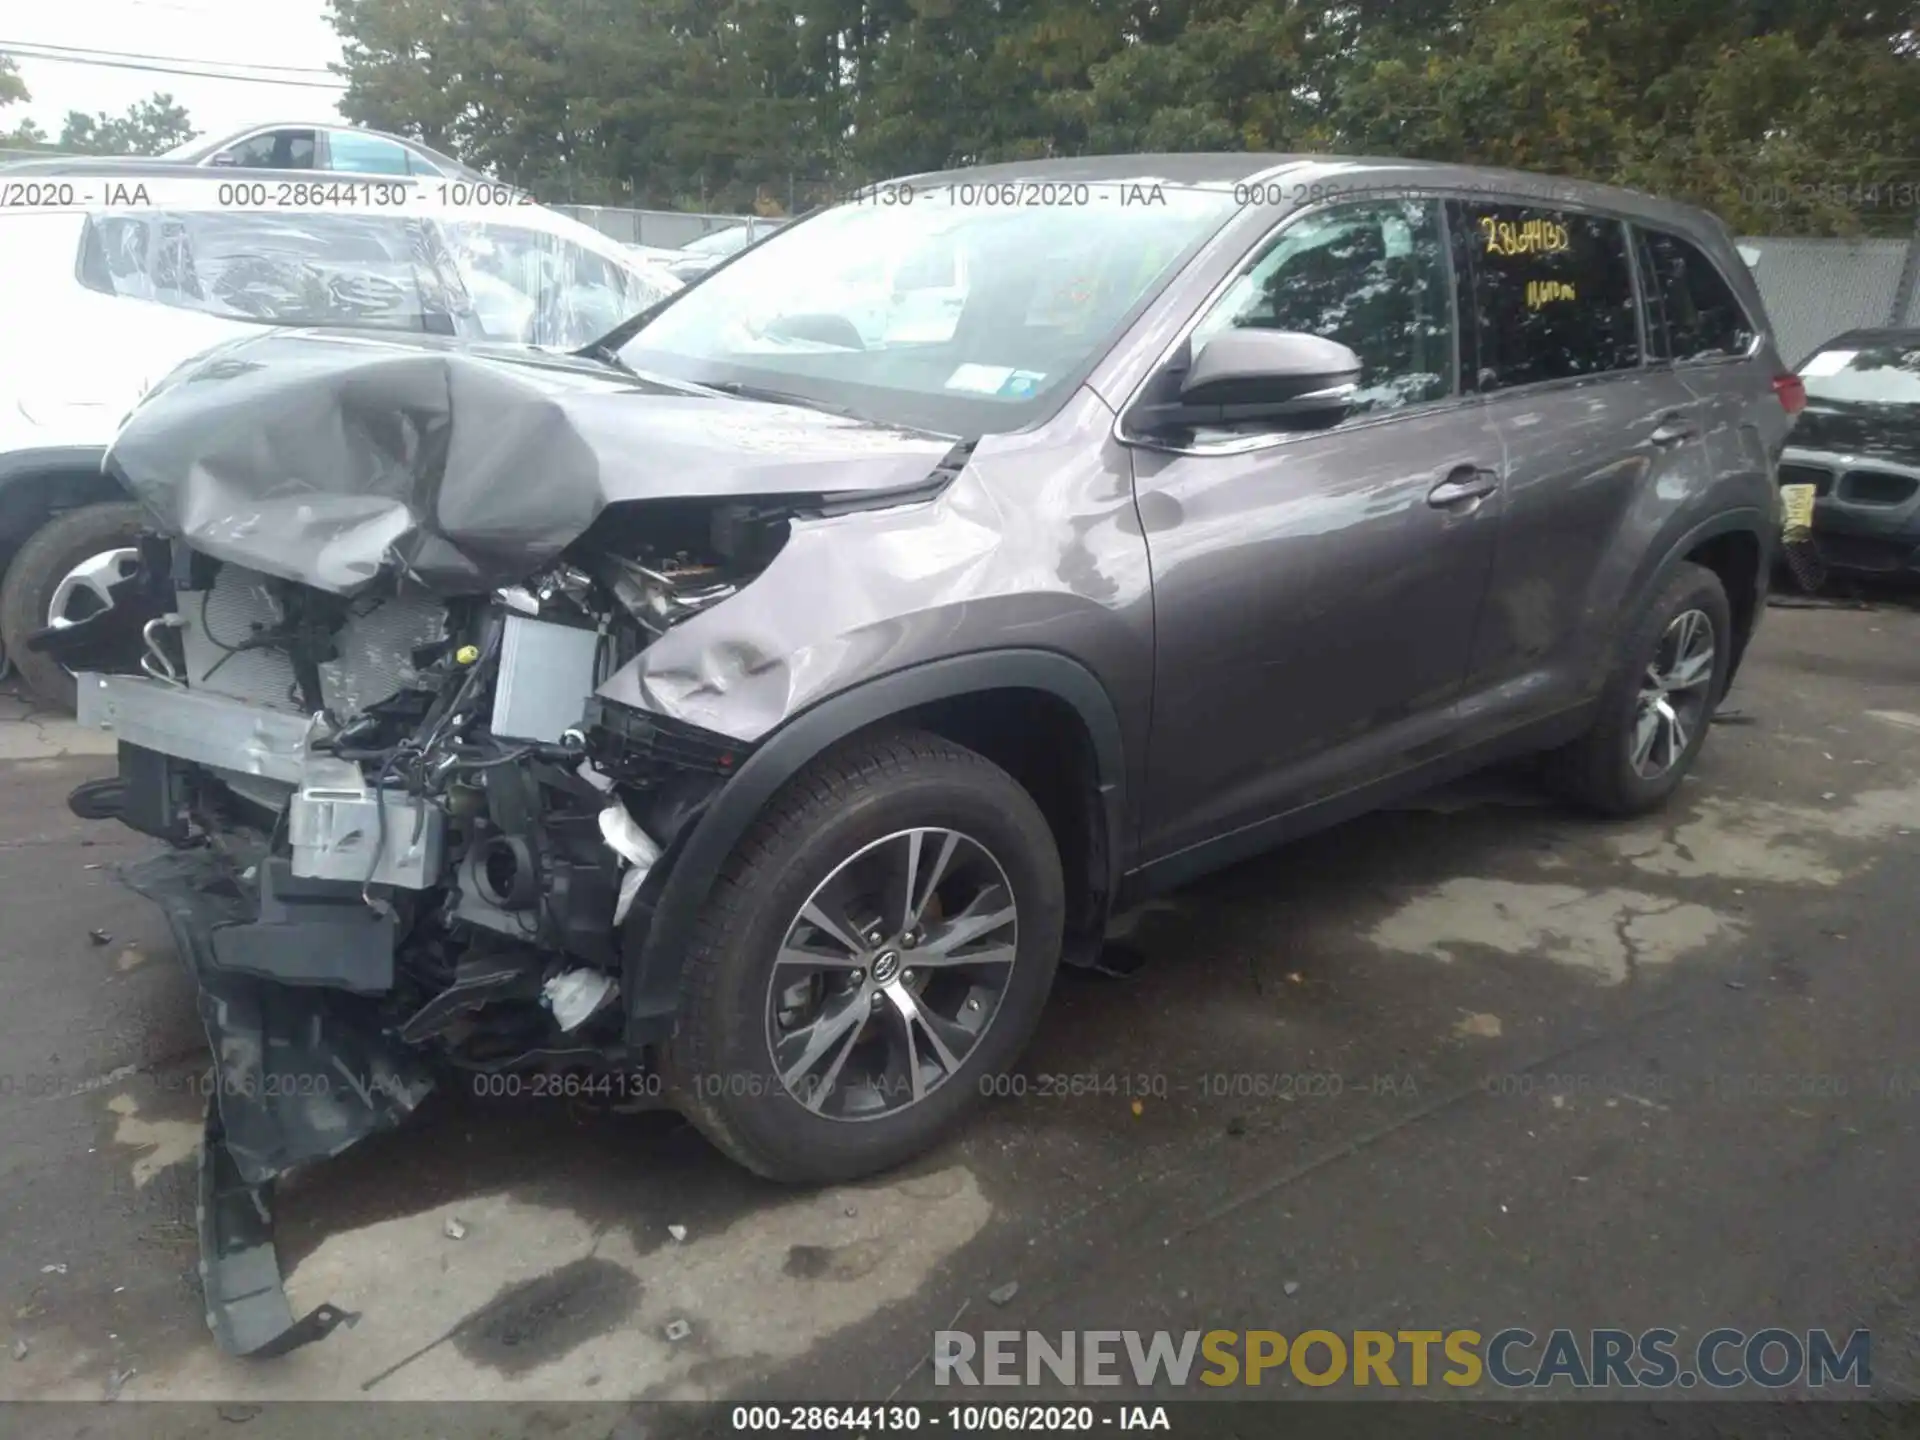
92 494 781 978
55 506 791 1355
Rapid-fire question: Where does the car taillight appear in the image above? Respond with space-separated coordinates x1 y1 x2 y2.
1773 374 1806 413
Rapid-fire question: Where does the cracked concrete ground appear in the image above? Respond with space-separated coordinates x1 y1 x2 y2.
0 684 115 762
2 599 1918 1431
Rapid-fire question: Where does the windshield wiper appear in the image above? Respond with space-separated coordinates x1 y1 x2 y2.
578 338 637 375
698 380 863 420
574 288 682 366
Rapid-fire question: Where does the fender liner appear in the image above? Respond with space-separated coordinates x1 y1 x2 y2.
1623 505 1771 689
621 649 1128 1039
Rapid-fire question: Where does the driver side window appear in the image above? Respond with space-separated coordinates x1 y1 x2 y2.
1192 198 1456 418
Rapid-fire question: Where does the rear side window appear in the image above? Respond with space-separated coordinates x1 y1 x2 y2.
76 211 451 332
1452 202 1640 390
327 130 412 176
1640 228 1756 362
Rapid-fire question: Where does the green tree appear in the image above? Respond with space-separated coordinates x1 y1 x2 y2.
0 56 50 148
325 0 1920 234
58 93 197 155
1327 0 1920 234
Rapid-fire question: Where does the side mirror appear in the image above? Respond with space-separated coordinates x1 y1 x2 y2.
1127 329 1363 436
1178 330 1361 420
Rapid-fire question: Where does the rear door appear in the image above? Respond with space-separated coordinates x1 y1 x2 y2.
1638 223 1786 531
1132 195 1506 863
1447 198 1712 742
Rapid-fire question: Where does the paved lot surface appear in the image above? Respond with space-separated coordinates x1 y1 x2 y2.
2 600 1918 1431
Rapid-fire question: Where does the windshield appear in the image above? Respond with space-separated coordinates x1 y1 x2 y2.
75 210 456 332
618 183 1241 434
1800 341 1920 406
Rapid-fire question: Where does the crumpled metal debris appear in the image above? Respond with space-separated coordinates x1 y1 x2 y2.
105 329 954 597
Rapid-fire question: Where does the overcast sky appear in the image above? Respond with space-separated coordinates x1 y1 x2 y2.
5 0 345 141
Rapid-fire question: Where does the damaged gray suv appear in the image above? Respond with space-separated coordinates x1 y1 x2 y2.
44 155 1797 1356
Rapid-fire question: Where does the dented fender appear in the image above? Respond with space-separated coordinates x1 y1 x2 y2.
618 648 1131 1038
588 388 1155 1031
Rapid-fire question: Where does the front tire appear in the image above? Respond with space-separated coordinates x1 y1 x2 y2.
661 730 1065 1183
0 502 148 712
1544 561 1732 816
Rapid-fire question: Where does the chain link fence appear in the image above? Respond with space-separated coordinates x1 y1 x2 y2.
547 205 777 250
1736 234 1920 364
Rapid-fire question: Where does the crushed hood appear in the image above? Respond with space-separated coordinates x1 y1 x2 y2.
104 328 958 594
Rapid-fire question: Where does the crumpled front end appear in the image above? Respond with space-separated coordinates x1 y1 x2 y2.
46 337 977 1357
44 319 1144 1358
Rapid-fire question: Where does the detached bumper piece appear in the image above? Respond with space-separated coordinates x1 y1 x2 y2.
122 849 433 1357
199 1102 357 1358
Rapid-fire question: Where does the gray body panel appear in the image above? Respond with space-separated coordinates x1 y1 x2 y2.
1125 403 1506 860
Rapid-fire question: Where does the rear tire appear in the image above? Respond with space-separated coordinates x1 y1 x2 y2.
661 729 1065 1183
1543 561 1732 816
0 502 148 712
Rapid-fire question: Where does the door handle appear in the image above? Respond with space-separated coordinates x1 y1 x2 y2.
1648 413 1699 447
1427 465 1500 508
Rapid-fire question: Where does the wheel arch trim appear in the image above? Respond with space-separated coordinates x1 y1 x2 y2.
623 649 1127 1037
1621 505 1769 686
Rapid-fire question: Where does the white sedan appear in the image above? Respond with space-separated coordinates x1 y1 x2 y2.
0 196 679 707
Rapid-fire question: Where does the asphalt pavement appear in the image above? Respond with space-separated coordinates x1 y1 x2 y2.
1 597 1917 1433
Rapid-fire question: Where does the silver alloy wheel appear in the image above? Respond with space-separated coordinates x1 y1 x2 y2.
765 826 1018 1121
1631 608 1716 779
47 547 141 630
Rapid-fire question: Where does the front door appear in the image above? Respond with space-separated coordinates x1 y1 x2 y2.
1132 196 1505 864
